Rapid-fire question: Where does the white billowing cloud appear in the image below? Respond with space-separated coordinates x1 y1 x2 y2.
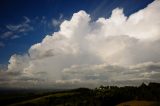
94 0 160 41
1 0 160 88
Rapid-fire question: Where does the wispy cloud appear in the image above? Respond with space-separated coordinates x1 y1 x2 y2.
52 14 63 27
0 31 13 39
0 42 5 48
23 16 31 23
40 16 47 25
1 16 33 39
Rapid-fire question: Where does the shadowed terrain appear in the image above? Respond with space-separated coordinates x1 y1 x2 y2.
0 82 160 106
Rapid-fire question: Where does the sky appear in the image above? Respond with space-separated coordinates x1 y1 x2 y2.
0 0 160 89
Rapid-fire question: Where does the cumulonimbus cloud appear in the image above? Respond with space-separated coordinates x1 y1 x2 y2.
0 0 160 88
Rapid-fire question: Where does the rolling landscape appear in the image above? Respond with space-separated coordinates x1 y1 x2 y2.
0 82 160 106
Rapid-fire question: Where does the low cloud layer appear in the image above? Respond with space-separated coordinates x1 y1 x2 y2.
0 0 160 88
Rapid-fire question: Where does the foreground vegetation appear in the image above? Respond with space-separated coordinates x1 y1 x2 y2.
0 82 160 106
116 100 159 106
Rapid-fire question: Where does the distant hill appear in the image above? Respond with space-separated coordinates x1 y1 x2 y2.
0 82 160 106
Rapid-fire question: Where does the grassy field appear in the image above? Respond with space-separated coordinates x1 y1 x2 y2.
9 92 78 106
0 83 160 106
116 100 160 106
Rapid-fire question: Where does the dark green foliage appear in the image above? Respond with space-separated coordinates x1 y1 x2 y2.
0 82 160 106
